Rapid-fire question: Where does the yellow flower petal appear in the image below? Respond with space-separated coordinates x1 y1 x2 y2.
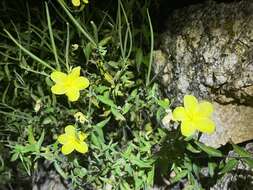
172 106 188 121
69 66 81 79
51 84 68 94
72 0 80 6
83 0 89 4
65 125 76 136
184 95 198 114
74 141 88 154
73 77 89 90
198 101 214 117
66 90 80 102
78 132 87 141
62 142 75 155
51 71 67 83
195 118 215 134
180 120 196 137
58 125 88 155
58 134 68 144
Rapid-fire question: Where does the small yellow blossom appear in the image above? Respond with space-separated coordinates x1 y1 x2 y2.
51 66 89 102
172 95 215 137
74 112 88 124
72 0 89 7
58 125 88 155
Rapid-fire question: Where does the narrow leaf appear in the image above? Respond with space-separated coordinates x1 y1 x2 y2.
219 159 238 174
195 141 223 157
111 107 125 121
54 161 68 179
97 95 116 108
232 143 252 158
171 170 188 183
95 117 111 128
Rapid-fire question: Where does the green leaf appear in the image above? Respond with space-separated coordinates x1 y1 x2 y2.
134 172 143 189
120 181 131 190
107 61 119 69
147 166 154 186
20 156 32 176
128 154 153 168
98 36 112 46
122 103 132 115
186 143 201 153
95 85 109 94
54 161 67 179
83 42 93 60
36 130 45 152
111 107 125 121
91 133 101 147
45 76 53 87
97 95 116 108
41 152 55 161
195 141 223 157
219 159 238 174
232 143 252 158
243 158 253 168
128 89 138 101
28 126 36 145
94 127 105 144
130 158 151 168
122 145 133 158
74 168 87 178
208 162 217 177
231 143 253 168
192 163 200 178
42 117 52 125
19 144 37 154
11 153 19 162
157 98 170 110
135 48 143 69
155 108 163 121
95 117 111 128
91 97 100 108
171 170 188 184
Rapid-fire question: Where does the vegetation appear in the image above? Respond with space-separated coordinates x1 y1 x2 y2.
0 0 252 189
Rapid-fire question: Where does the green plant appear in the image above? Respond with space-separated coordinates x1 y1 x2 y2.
0 0 252 189
0 0 166 189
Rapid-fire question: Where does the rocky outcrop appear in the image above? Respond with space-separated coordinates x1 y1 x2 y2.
155 0 253 147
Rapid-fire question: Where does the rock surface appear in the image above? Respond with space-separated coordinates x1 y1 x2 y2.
32 161 68 190
156 0 253 148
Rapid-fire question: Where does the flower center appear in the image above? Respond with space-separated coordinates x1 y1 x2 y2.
64 77 75 88
185 111 196 122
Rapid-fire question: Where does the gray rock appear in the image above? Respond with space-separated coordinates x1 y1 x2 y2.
32 161 68 190
32 171 67 190
156 0 253 148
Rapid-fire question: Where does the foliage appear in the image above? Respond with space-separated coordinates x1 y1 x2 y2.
0 0 252 189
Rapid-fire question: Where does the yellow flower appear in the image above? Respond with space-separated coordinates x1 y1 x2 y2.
72 0 89 7
51 66 89 102
58 125 88 155
172 95 215 137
